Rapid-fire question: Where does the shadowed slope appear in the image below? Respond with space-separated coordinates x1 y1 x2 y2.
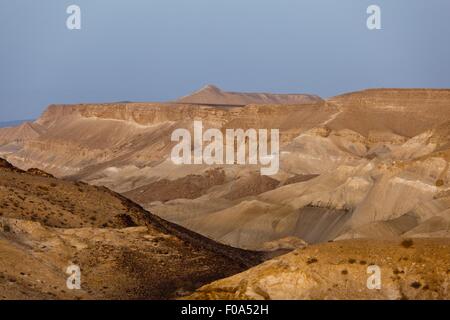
0 158 263 300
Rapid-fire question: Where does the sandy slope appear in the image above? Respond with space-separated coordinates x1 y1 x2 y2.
0 158 262 299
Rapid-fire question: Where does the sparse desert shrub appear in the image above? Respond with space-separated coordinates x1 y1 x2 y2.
348 258 356 264
306 257 318 264
393 268 405 275
341 269 348 275
410 281 422 289
401 239 414 248
3 224 11 232
436 179 444 187
114 213 137 227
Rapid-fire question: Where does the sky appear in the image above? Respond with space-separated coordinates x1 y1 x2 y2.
1 0 450 121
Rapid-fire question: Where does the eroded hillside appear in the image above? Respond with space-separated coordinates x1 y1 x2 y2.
0 158 262 299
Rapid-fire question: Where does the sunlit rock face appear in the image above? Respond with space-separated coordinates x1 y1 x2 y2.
188 239 450 300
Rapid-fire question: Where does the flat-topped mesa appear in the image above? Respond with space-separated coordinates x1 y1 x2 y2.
328 88 450 111
36 101 330 130
2 88 449 177
176 84 323 106
326 88 450 137
7 99 332 177
37 103 215 127
35 87 450 132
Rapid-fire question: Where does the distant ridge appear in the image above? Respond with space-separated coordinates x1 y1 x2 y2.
176 84 323 106
0 119 34 128
0 121 46 144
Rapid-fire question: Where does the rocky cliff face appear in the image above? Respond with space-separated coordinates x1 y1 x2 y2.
3 99 334 177
0 122 46 144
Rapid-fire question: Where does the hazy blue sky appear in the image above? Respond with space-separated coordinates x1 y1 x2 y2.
1 0 450 121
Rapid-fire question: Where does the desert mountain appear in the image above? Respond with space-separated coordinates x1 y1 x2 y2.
0 87 449 251
176 84 322 105
0 158 262 299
